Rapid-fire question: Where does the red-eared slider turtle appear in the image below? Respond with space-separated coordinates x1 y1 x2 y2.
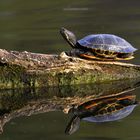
65 93 138 135
60 27 137 60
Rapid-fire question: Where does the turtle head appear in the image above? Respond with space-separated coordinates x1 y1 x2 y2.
65 116 80 135
60 27 77 48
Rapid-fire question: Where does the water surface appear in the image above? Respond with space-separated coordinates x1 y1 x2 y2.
0 0 140 140
0 79 140 139
0 0 139 64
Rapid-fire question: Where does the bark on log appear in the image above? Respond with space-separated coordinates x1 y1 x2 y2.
0 49 140 89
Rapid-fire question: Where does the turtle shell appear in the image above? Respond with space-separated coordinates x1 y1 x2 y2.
77 34 137 53
65 93 138 135
82 104 137 122
73 94 137 122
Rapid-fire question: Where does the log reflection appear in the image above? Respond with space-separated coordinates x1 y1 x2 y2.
0 79 139 133
65 89 140 135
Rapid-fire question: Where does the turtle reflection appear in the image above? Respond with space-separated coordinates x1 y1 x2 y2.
65 93 139 135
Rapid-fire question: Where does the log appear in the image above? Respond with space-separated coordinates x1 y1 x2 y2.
0 49 140 89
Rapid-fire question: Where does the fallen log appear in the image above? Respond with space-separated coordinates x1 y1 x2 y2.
0 49 140 89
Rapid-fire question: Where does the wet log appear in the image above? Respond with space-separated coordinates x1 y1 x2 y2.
0 49 140 89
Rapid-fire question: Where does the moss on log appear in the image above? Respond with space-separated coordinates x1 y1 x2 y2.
0 49 140 89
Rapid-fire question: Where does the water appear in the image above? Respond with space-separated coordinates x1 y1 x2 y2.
0 80 140 140
0 0 140 139
0 0 140 63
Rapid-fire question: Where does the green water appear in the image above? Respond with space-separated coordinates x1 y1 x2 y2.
0 80 139 140
2 109 140 140
0 0 140 64
0 0 140 139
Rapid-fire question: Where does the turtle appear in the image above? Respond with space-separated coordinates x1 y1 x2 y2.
65 93 138 135
60 27 137 60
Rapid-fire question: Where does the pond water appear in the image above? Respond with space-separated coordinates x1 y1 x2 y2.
0 0 140 140
0 79 140 140
0 0 140 64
